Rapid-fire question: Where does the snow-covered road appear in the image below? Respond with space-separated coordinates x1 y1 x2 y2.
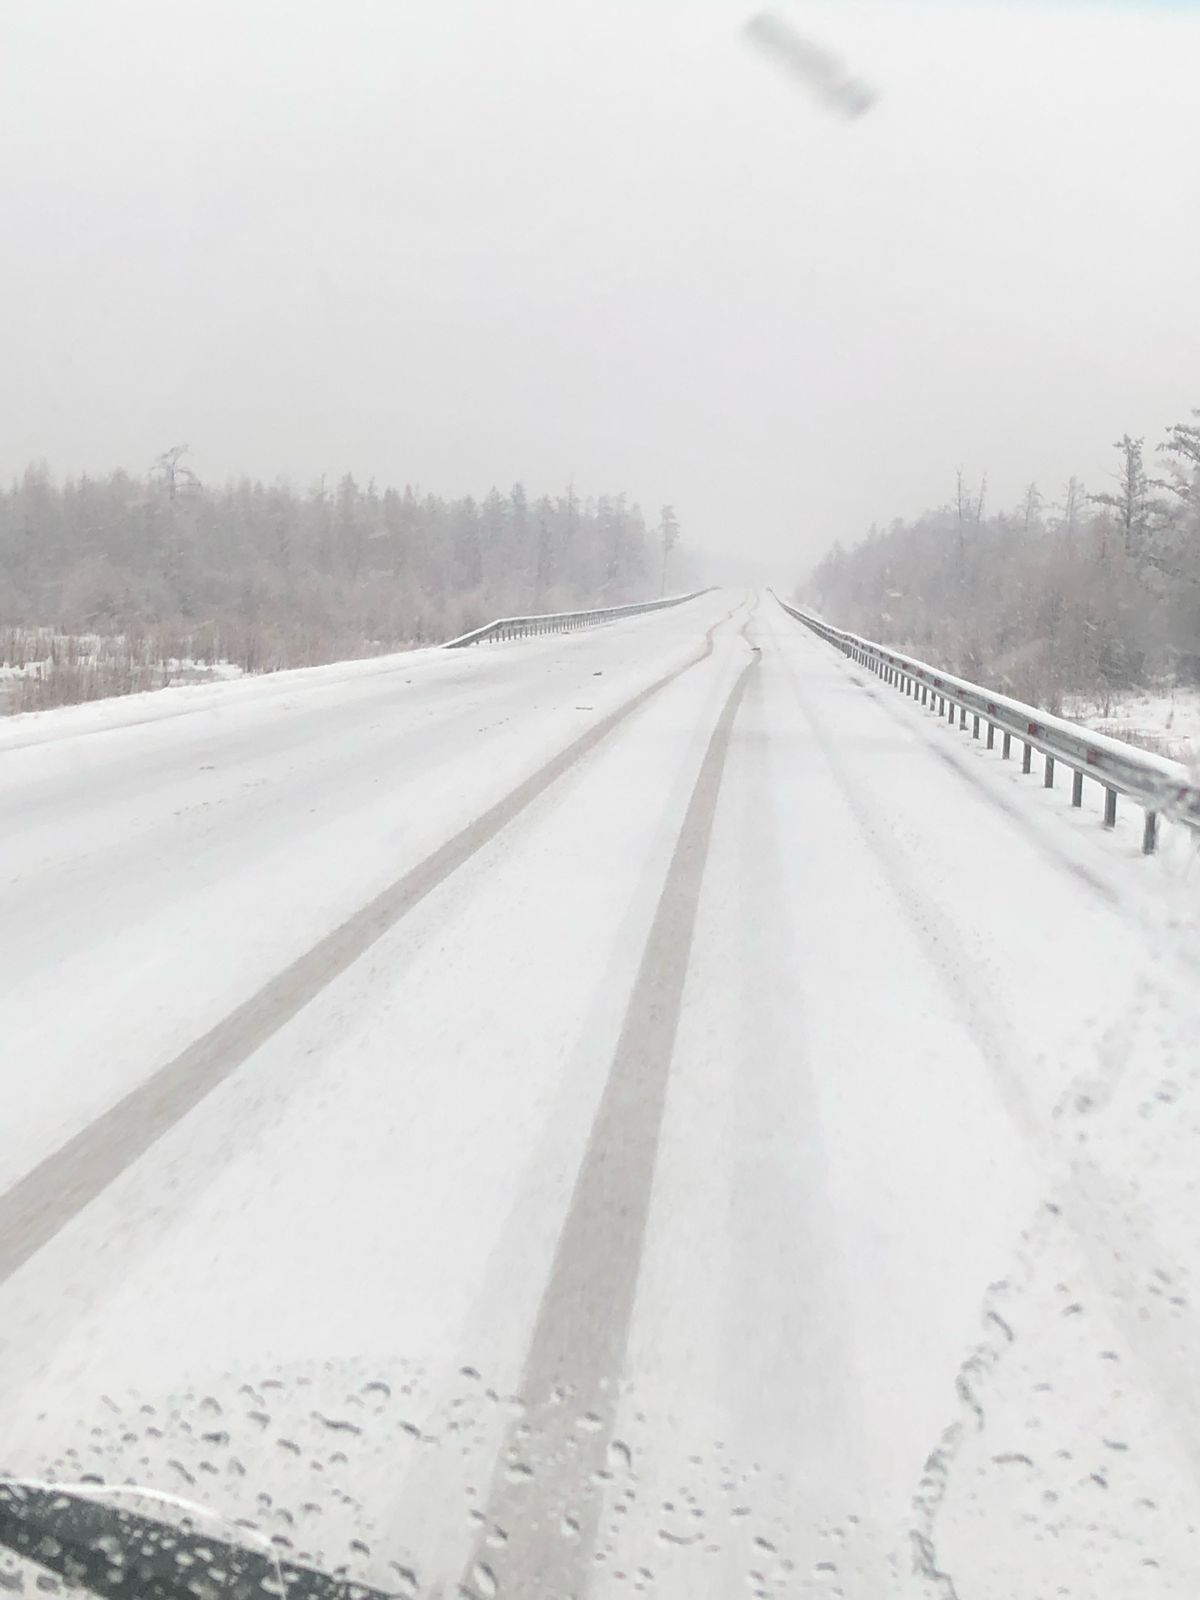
3 592 1199 1599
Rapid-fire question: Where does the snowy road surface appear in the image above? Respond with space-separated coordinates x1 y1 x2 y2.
3 592 1200 1599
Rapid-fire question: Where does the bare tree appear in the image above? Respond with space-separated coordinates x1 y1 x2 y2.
1021 482 1042 535
659 505 680 596
151 444 201 501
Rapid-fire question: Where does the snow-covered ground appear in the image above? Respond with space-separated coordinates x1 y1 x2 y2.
1065 685 1200 771
2 591 1199 1599
0 629 249 714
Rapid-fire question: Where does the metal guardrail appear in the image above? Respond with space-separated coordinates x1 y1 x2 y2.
443 590 712 649
775 594 1200 855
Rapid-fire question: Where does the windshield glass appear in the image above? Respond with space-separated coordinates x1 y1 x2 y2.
3 3 1200 1598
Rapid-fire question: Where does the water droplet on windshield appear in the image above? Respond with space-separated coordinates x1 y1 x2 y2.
199 1397 223 1418
247 1412 271 1431
658 1529 703 1547
468 1562 498 1597
608 1439 633 1471
312 1414 362 1435
388 1564 418 1598
504 1461 533 1484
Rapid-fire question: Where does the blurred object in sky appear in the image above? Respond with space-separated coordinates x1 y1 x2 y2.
742 9 878 118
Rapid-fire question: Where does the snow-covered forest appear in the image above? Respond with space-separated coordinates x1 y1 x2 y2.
0 453 681 710
805 414 1200 715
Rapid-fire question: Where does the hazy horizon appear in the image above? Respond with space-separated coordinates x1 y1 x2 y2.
4 0 1199 587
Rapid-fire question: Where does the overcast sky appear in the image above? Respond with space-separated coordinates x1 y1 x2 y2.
3 0 1199 582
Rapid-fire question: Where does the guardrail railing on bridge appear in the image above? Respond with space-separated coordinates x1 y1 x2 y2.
774 593 1200 855
443 589 712 649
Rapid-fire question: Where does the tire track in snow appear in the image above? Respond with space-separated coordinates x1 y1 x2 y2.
454 651 757 1600
0 609 740 1288
774 637 1042 1146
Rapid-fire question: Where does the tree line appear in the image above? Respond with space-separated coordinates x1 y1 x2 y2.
804 412 1200 713
0 453 686 708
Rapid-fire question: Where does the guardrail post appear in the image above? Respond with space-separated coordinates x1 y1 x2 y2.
1022 742 1033 774
959 707 967 730
1044 755 1055 788
921 685 928 705
972 714 980 739
986 722 995 749
1002 731 1011 759
1072 770 1084 807
1143 810 1158 854
1104 787 1117 828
